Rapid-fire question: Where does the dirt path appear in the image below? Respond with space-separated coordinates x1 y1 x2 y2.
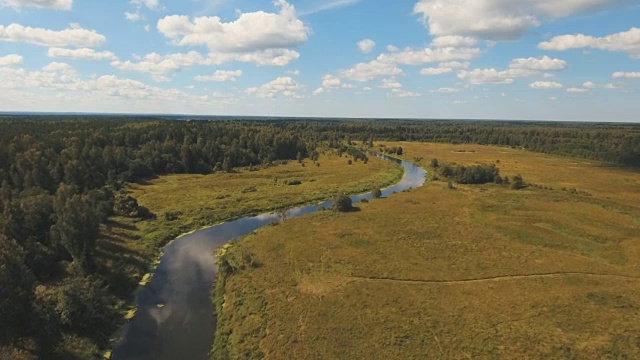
350 272 640 285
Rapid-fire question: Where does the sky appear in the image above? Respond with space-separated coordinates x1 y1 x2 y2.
0 0 639 121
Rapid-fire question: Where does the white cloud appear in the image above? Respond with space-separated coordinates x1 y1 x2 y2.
357 39 376 53
378 46 481 66
157 1 308 54
430 35 477 48
194 70 243 82
379 78 402 89
246 76 302 98
335 41 479 82
387 45 399 52
0 54 23 66
125 12 141 22
48 47 118 61
529 81 563 89
604 83 622 89
420 60 470 75
413 0 625 40
0 23 105 48
322 74 343 88
509 55 567 71
612 71 640 78
430 87 459 93
314 74 356 93
567 87 589 93
144 25 151 32
113 49 299 76
539 27 640 58
389 88 420 98
131 0 159 10
112 51 209 75
420 67 452 75
339 59 403 82
0 0 72 10
41 62 77 78
458 55 567 85
583 81 596 89
457 68 516 84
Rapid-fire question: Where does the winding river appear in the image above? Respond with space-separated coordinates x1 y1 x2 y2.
111 154 426 360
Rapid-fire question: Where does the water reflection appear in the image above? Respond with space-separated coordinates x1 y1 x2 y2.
111 154 426 360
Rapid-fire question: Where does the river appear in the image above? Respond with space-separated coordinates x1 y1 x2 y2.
111 154 426 360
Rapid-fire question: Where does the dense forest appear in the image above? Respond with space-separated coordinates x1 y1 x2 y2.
0 116 638 358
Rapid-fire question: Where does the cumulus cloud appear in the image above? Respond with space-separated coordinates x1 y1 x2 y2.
357 39 376 53
339 59 403 82
387 45 399 52
379 78 402 89
157 0 308 60
567 87 589 93
413 0 624 40
0 23 105 48
583 81 596 88
112 49 299 78
509 55 567 71
539 27 640 58
194 70 242 82
378 46 481 66
112 51 208 75
48 47 118 61
131 0 159 10
420 67 452 75
612 71 640 78
125 12 141 22
430 87 459 93
313 74 356 93
0 54 23 66
458 55 567 84
0 0 72 10
420 60 469 76
430 35 477 48
388 88 420 98
246 76 302 98
529 81 563 89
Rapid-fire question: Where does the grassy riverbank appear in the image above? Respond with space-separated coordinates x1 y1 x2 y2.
94 151 403 326
213 142 640 359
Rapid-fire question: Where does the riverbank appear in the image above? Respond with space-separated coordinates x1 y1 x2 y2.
96 151 403 356
212 142 640 359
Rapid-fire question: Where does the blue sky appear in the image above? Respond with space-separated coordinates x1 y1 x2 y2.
0 0 639 121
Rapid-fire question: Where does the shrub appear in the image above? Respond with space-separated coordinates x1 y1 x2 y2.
372 188 382 199
332 195 353 212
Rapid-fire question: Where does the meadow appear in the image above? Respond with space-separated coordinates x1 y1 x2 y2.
214 142 640 359
95 152 403 300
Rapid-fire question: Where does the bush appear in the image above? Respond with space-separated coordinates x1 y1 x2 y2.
332 195 353 212
372 188 382 199
511 175 525 190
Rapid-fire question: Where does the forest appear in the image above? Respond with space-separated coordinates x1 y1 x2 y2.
0 116 639 358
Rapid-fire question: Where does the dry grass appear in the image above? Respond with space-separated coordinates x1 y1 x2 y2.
94 152 403 297
215 142 640 359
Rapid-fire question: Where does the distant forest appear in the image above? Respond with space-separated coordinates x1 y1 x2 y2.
0 117 638 358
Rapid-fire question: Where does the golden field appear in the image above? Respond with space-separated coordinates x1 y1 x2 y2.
214 142 640 359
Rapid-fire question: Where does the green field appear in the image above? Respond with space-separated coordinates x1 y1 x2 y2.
214 142 640 359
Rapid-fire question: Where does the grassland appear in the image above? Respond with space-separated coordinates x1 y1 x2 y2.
214 142 640 359
94 152 403 297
